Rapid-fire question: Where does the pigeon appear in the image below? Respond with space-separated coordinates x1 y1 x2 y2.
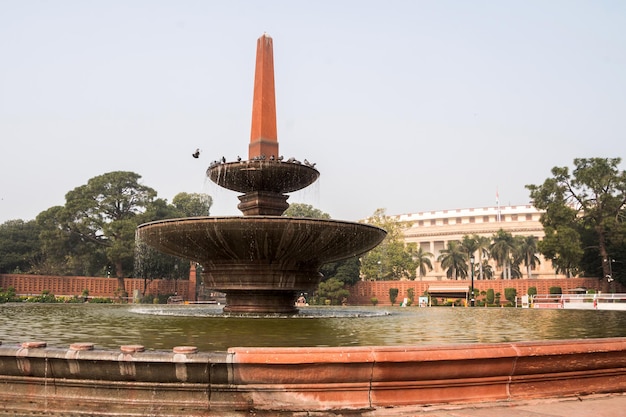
192 149 200 158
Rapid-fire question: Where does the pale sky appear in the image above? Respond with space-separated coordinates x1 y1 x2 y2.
1 1 625 224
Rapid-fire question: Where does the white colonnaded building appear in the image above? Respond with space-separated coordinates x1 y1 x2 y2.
391 204 566 281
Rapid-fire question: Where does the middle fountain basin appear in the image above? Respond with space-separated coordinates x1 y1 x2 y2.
137 216 387 312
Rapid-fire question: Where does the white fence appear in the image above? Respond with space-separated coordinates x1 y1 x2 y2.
531 293 626 310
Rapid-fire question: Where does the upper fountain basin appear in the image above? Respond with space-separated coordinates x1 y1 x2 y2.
136 216 386 266
207 160 320 194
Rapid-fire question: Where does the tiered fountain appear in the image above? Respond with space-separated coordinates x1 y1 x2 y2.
2 34 626 417
136 34 386 314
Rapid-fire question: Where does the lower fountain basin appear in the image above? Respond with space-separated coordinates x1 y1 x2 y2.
137 216 386 313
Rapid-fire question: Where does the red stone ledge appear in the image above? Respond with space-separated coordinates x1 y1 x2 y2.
0 338 625 415
227 338 626 410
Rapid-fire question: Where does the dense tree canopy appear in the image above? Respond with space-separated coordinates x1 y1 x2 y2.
360 208 417 281
0 171 213 297
527 158 626 288
0 220 41 274
172 193 213 217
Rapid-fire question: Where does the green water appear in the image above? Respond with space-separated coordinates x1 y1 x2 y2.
1 303 626 352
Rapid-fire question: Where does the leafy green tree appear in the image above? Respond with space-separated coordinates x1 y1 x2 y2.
60 171 158 294
528 287 537 296
35 206 108 276
0 220 42 273
527 158 626 289
539 225 582 278
172 193 213 217
320 257 361 286
284 203 331 219
315 277 349 305
437 241 468 279
360 209 415 280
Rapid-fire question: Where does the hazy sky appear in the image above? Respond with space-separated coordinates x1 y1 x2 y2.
1 1 625 224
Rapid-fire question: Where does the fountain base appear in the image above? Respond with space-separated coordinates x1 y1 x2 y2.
222 290 299 314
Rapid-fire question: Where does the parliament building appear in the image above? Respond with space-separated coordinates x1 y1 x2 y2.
391 204 566 280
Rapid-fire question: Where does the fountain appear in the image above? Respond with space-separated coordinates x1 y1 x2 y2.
136 34 386 313
2 35 626 416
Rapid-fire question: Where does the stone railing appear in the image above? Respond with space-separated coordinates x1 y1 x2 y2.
1 338 626 415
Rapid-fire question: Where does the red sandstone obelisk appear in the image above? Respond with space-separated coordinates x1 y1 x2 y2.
249 33 279 160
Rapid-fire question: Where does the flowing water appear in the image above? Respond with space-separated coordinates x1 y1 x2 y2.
1 303 626 352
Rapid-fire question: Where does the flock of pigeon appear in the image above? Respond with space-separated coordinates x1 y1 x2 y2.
193 148 316 169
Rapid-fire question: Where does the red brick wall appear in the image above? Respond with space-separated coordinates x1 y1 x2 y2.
348 278 622 306
0 274 192 300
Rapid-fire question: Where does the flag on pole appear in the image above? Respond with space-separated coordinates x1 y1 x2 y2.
496 189 501 222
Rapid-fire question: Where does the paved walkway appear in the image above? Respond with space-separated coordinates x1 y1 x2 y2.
360 393 626 417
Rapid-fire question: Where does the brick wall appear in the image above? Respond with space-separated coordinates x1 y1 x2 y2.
0 274 192 300
348 278 622 306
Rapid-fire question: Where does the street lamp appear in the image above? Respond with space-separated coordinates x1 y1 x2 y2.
470 254 475 307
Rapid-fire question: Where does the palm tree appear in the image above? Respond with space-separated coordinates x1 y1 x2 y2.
437 241 468 280
490 229 516 279
516 235 541 278
461 234 479 260
480 260 494 279
411 245 434 280
475 235 492 280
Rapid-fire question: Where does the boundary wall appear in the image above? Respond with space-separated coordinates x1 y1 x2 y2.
0 274 192 300
2 274 621 306
349 277 620 306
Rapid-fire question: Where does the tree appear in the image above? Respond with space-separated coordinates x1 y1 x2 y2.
486 288 495 304
516 235 541 278
461 234 480 280
461 235 479 261
283 203 331 219
61 171 158 295
490 230 516 279
0 220 42 273
389 287 399 306
437 241 468 280
527 158 626 289
504 288 517 304
475 235 492 280
479 260 494 279
411 245 433 280
315 277 349 305
172 193 213 217
360 209 416 280
35 206 108 276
